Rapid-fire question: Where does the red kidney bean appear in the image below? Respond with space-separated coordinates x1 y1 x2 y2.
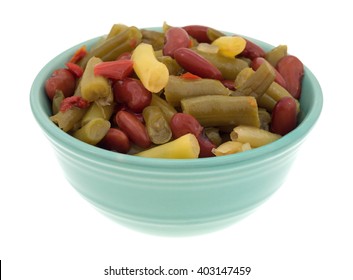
182 25 211 43
197 133 216 158
163 27 190 58
170 113 203 139
251 57 287 89
221 79 236 90
240 38 266 60
113 78 152 113
276 55 304 99
45 68 76 100
170 113 215 157
98 128 130 153
174 48 223 80
115 110 151 148
270 97 297 135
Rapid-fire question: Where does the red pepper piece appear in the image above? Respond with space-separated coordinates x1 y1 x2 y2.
60 96 90 113
94 60 134 80
68 45 87 64
65 62 84 78
180 72 201 80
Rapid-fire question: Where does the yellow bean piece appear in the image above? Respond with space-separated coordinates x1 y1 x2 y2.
131 43 169 93
230 125 281 148
135 133 200 159
212 36 246 58
212 141 251 156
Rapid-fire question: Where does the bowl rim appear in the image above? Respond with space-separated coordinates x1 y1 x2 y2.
30 28 323 169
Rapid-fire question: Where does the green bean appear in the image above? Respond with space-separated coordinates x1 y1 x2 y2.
72 118 111 145
150 93 177 123
230 125 281 148
50 107 88 132
141 29 165 50
81 102 115 127
206 28 225 42
80 57 112 102
106 24 128 40
258 108 271 131
265 82 300 112
181 95 260 128
234 61 275 99
257 94 277 112
195 49 249 80
204 127 222 146
234 67 254 88
157 56 183 76
265 45 287 67
235 66 299 112
143 106 172 144
79 26 142 67
52 90 64 115
164 75 231 107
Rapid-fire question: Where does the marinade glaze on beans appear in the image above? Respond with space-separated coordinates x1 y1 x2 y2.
45 23 304 159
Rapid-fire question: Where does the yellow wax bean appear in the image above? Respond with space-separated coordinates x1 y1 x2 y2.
135 133 200 159
131 43 169 93
212 36 246 58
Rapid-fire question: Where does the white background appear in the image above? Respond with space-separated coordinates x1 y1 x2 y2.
1 0 352 279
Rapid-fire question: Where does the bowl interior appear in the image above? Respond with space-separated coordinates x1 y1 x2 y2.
30 30 323 169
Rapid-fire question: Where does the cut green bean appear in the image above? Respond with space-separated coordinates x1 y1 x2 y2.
50 107 88 132
157 56 183 76
141 29 165 50
51 90 64 115
80 57 112 102
181 95 260 128
230 125 281 148
234 66 299 112
206 28 225 42
265 45 287 67
72 118 110 145
81 102 115 127
150 93 177 123
79 26 142 67
234 61 275 99
164 75 231 107
195 49 248 80
106 24 128 40
143 106 172 144
204 127 222 146
258 108 271 131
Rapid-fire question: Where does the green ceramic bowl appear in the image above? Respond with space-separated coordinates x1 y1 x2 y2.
30 29 323 235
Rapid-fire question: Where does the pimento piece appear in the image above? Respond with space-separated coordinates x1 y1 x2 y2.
94 60 134 80
68 45 87 64
59 96 90 113
65 62 84 78
180 72 201 80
